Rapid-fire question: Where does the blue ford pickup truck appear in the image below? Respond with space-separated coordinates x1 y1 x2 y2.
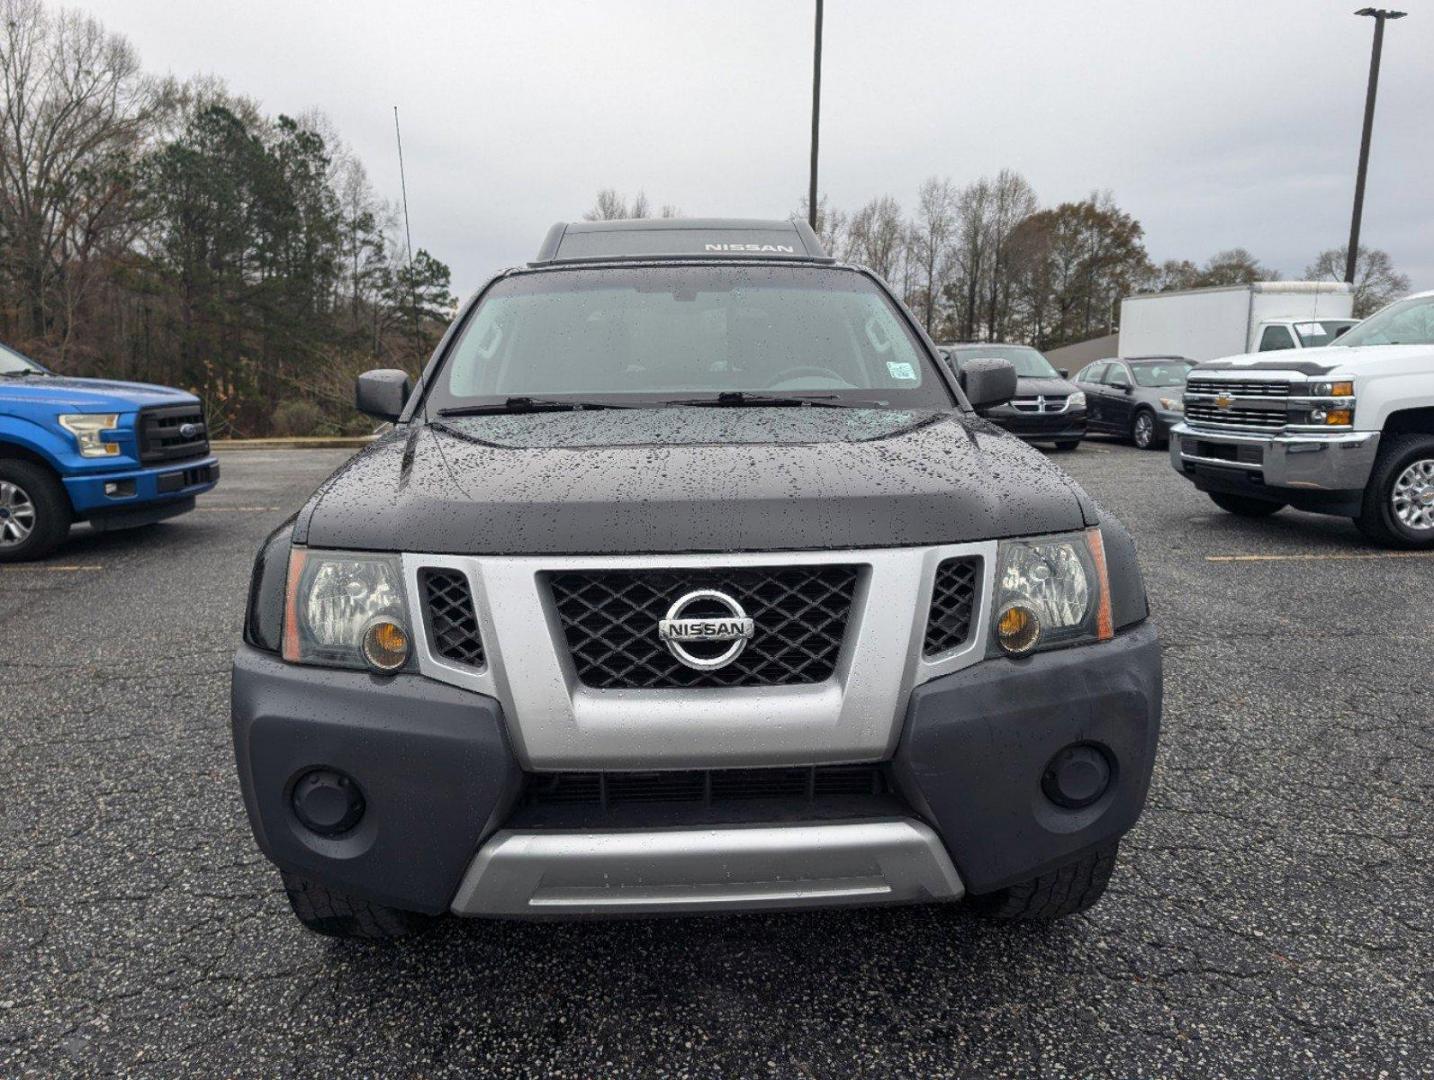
0 341 218 561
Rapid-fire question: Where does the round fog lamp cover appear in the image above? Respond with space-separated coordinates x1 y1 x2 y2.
1042 744 1113 809
292 769 365 835
997 604 1041 654
361 619 410 672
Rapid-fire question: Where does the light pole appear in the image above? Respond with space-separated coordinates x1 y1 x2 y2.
808 0 823 231
1344 7 1406 284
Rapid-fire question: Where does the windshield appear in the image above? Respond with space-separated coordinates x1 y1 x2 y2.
1293 320 1358 347
426 265 953 411
948 345 1057 379
1129 359 1194 387
1335 296 1434 348
0 341 43 375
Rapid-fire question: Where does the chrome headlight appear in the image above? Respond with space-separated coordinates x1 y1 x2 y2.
1159 396 1183 413
282 549 414 673
1066 391 1086 409
989 528 1113 657
58 413 121 457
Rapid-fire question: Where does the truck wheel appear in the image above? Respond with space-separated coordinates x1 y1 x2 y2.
1354 434 1434 549
1131 409 1159 450
968 840 1119 921
1208 492 1285 518
280 871 429 941
1052 440 1081 452
0 459 71 563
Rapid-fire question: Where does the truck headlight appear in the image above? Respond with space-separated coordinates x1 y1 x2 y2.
281 549 413 674
58 413 121 457
1066 391 1086 409
1159 397 1183 413
1311 381 1354 397
989 528 1113 657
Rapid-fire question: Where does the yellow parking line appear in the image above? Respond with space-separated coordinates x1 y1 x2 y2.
1206 551 1434 563
0 564 104 572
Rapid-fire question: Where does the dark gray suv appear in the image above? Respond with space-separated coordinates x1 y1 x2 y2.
232 218 1161 940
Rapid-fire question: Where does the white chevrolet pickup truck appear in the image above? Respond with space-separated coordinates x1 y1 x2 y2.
1169 290 1434 548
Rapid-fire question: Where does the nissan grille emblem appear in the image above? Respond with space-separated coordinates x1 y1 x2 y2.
179 422 199 439
657 589 755 671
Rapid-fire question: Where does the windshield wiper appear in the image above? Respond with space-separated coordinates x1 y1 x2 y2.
663 392 880 409
0 369 42 377
436 397 635 417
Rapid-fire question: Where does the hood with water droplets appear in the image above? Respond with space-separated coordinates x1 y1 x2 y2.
295 407 1091 554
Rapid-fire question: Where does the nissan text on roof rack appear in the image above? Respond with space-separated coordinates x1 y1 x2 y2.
232 217 1162 940
1169 290 1434 547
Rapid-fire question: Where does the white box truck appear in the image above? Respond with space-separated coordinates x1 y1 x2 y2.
1119 282 1357 362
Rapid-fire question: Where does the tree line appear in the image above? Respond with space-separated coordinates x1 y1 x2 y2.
0 0 454 436
589 182 1411 351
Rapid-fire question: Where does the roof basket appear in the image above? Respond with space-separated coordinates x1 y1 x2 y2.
531 217 832 266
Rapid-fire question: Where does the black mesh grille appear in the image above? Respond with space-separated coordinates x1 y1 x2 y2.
549 566 859 689
420 568 484 668
923 556 981 656
525 765 888 809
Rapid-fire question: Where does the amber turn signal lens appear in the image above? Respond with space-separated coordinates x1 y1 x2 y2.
361 619 410 672
997 605 1041 655
1331 382 1354 397
1325 409 1353 425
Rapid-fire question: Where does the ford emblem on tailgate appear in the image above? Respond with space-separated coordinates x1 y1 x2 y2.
657 589 755 671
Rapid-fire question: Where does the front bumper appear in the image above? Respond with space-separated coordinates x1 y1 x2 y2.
231 621 1161 916
1169 424 1379 491
986 408 1087 441
63 455 219 517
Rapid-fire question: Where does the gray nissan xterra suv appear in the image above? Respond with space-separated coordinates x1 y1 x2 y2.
233 218 1161 940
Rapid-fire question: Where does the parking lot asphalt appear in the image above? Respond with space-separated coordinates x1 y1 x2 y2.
1 441 1430 1078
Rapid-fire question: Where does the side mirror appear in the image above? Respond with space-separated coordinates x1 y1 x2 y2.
355 369 412 420
1058 368 1070 379
1121 383 1134 395
958 358 1018 410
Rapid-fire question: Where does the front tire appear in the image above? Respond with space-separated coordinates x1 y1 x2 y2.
968 840 1119 921
1208 492 1285 518
1354 434 1434 548
0 459 71 562
1053 440 1081 452
281 871 429 941
1131 409 1159 450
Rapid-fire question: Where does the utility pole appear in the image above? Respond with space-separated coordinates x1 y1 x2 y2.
1345 8 1406 283
807 0 823 231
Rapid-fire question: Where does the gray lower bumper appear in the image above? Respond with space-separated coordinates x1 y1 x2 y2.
1169 424 1380 492
450 819 963 917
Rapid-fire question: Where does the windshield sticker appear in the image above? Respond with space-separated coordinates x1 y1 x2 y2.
887 361 917 380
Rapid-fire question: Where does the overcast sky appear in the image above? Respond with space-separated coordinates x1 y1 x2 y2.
87 0 1432 297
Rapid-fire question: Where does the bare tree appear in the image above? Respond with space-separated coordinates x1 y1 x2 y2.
0 0 164 349
1305 245 1410 317
951 179 993 340
982 169 1038 341
582 189 655 221
845 196 904 281
797 192 845 256
912 177 956 333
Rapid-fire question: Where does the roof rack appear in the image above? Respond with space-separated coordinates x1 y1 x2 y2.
530 217 833 266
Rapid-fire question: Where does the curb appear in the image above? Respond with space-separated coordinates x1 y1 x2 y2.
212 436 376 451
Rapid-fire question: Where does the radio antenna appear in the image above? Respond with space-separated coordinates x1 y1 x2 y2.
394 105 414 268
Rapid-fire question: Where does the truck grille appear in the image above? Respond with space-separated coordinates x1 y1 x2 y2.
524 765 888 808
1185 402 1289 432
923 556 981 656
548 565 859 689
419 568 485 668
137 404 208 464
1186 378 1290 398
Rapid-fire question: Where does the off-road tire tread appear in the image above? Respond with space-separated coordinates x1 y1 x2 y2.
1354 433 1434 549
281 871 422 941
969 840 1119 921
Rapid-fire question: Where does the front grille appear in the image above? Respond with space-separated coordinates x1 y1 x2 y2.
524 765 889 809
1185 403 1289 432
549 565 860 689
923 556 981 656
1187 378 1290 398
137 404 208 464
1010 396 1068 413
420 568 485 668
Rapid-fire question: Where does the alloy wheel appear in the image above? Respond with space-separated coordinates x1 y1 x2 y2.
1133 412 1154 449
1391 458 1434 531
0 480 37 547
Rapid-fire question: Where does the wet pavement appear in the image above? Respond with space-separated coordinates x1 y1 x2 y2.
1 442 1429 1077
